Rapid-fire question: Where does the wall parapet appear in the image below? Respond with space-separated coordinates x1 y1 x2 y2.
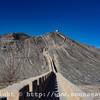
0 71 52 100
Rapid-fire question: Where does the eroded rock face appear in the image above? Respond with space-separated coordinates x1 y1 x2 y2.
0 32 100 85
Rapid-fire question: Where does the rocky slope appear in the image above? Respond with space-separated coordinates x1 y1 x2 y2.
0 32 100 85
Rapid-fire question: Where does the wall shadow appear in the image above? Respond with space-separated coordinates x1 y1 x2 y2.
0 97 7 100
40 72 60 100
18 72 60 100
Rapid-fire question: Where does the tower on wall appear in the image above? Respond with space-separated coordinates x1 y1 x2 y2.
55 29 59 32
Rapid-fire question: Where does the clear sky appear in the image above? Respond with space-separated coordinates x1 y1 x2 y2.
0 0 100 47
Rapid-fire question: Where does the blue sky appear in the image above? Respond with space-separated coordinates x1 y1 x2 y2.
0 0 100 47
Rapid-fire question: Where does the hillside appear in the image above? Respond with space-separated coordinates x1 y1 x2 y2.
0 32 100 86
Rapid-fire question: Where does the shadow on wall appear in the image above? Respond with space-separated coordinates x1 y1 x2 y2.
19 72 59 100
0 97 7 100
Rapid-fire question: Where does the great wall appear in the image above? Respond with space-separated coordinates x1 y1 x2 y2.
0 59 92 100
